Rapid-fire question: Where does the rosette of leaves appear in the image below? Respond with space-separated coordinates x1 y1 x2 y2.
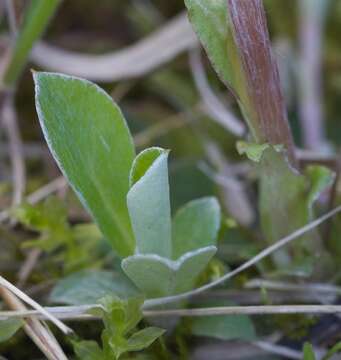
122 147 220 297
34 72 221 299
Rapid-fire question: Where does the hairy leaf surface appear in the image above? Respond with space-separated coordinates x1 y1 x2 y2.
50 270 139 305
172 197 220 259
127 148 172 258
122 246 216 297
34 72 135 257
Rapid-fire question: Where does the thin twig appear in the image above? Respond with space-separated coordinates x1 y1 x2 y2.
2 304 341 322
30 13 197 81
296 148 339 171
134 108 195 148
189 48 245 137
245 279 341 296
26 176 67 204
14 177 68 285
252 340 302 360
200 142 255 226
0 275 72 334
194 289 336 305
0 287 68 360
4 0 17 38
17 248 42 287
145 305 341 317
1 94 26 208
299 0 329 150
144 204 341 308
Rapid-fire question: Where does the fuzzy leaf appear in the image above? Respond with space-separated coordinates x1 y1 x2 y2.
122 246 216 297
50 270 139 305
172 197 220 259
0 319 23 342
34 72 135 257
129 147 165 186
127 148 171 258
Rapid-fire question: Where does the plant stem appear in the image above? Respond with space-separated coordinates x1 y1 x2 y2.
0 275 72 334
226 0 297 167
0 287 68 360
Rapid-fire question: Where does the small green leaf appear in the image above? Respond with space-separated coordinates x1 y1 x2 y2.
127 148 171 258
13 196 104 271
172 197 220 259
236 141 270 163
13 196 72 252
0 319 23 342
100 295 144 336
305 165 334 210
34 72 135 257
126 327 165 352
73 340 104 360
122 246 216 297
74 295 160 360
50 270 139 305
13 196 67 231
191 301 255 341
303 342 317 360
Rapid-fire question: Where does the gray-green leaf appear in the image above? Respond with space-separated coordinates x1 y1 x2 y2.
50 270 139 305
34 72 135 257
127 148 171 258
122 246 216 297
172 197 220 259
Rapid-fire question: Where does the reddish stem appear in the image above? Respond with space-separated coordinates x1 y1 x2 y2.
227 0 297 168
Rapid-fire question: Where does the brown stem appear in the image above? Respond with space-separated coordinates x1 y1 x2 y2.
227 0 297 168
